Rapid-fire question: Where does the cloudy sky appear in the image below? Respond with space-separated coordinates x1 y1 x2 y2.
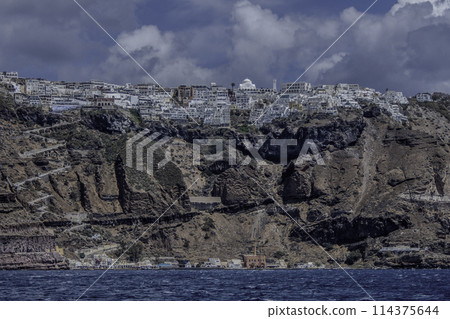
1 0 450 95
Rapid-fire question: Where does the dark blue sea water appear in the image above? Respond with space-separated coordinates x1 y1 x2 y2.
0 269 448 301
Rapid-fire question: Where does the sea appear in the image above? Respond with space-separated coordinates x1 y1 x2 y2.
0 269 448 301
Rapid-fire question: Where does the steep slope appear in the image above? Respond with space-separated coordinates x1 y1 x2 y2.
0 96 449 269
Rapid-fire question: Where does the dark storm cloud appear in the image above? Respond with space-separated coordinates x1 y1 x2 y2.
94 0 450 95
0 0 142 79
0 1 81 62
405 24 450 75
1 0 450 95
312 2 450 94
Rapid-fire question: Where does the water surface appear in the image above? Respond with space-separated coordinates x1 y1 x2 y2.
0 269 448 301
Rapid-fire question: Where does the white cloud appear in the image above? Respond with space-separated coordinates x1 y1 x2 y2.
231 0 297 50
94 0 450 95
7 0 445 95
117 25 174 58
390 0 450 17
97 24 214 86
307 52 347 82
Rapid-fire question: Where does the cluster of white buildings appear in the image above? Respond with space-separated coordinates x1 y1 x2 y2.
69 255 242 270
1 71 414 126
68 253 291 270
250 81 411 126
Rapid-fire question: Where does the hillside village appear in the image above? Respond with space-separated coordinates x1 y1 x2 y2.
1 70 448 270
0 71 422 127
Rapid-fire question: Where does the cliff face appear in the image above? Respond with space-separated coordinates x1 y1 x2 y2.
0 231 66 270
0 95 449 269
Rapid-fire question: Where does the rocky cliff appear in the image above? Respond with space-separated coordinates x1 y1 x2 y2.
0 94 449 269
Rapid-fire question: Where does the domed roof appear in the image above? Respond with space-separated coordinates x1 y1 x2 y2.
239 78 256 90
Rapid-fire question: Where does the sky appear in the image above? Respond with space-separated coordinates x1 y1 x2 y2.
1 0 450 95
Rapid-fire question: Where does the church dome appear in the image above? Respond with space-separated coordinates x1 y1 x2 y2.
239 78 256 90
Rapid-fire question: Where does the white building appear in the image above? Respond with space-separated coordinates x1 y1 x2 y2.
235 92 251 109
28 96 42 107
320 84 336 95
415 93 432 102
384 90 409 104
239 78 256 91
211 86 230 103
161 108 189 121
377 101 408 122
135 83 156 96
250 104 291 127
305 94 336 113
281 82 312 94
5 72 18 79
203 102 230 126
191 85 211 100
203 258 221 268
355 88 377 101
336 83 359 92
26 79 52 96
227 259 243 269
151 93 173 107
51 96 84 112
105 92 138 108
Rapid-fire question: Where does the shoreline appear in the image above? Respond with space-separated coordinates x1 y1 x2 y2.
1 267 448 271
